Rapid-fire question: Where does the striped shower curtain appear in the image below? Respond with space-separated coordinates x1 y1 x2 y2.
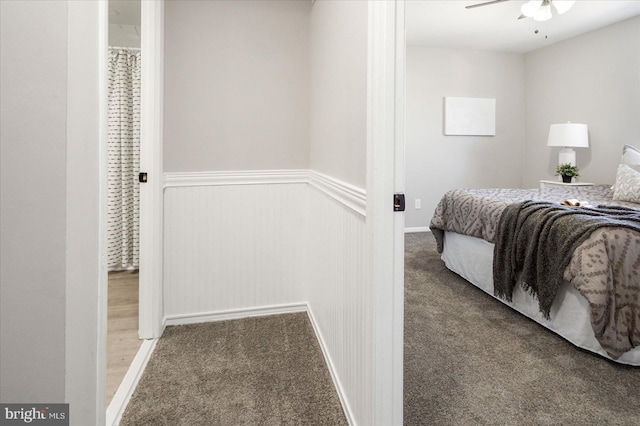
107 48 141 270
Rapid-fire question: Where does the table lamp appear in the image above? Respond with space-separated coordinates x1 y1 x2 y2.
547 122 589 166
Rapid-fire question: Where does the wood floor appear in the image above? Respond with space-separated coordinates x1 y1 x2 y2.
107 270 143 405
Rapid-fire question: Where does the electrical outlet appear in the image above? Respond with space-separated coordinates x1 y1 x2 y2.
415 199 421 209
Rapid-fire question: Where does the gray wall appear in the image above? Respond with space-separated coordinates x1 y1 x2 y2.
1 2 102 424
164 0 311 173
163 0 368 189
523 16 640 187
406 47 526 228
1 0 68 402
406 16 640 229
309 0 368 188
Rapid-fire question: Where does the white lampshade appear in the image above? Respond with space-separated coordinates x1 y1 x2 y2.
547 122 589 167
547 123 589 148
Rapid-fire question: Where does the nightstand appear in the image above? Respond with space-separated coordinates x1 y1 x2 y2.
539 180 594 189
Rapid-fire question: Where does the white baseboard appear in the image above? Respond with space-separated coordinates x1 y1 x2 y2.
306 306 355 426
163 303 308 327
404 226 431 233
106 338 158 426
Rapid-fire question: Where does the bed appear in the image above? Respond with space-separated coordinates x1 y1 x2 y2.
429 145 640 366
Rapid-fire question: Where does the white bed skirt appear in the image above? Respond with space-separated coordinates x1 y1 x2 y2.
441 231 640 366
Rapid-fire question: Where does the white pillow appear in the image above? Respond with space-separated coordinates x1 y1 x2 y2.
612 145 640 190
612 163 640 204
622 144 640 168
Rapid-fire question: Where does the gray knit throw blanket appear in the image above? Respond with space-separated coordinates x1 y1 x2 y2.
493 201 640 319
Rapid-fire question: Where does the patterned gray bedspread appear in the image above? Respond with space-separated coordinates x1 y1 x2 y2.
429 185 640 359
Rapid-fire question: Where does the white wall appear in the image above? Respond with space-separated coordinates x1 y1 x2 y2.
163 0 310 173
309 0 368 188
308 2 371 423
523 16 640 187
405 46 526 228
1 0 68 402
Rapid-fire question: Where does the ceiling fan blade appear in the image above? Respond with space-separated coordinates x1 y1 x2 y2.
465 0 510 9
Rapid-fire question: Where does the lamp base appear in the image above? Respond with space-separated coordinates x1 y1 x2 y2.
558 148 576 166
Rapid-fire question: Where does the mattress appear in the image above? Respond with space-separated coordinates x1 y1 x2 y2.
441 230 640 366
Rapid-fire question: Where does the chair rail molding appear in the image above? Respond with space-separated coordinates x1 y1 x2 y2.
164 169 367 217
163 169 309 187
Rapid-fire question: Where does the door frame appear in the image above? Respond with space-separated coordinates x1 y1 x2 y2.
138 0 165 339
66 1 108 424
367 0 405 424
101 0 164 344
100 1 164 422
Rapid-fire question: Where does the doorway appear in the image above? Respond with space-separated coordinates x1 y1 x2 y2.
104 2 164 422
106 0 142 406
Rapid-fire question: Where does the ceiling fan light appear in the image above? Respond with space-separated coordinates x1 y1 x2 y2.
521 0 544 18
533 4 553 21
552 0 575 15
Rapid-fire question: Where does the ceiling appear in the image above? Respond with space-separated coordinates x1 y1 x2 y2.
107 0 639 53
109 0 141 26
406 0 640 53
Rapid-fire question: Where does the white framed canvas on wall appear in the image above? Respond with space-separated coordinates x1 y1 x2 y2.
444 97 496 136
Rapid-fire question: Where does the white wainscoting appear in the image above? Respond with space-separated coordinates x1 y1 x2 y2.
163 170 368 425
306 183 369 426
163 173 308 320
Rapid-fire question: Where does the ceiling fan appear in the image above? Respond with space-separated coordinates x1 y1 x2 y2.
466 0 576 21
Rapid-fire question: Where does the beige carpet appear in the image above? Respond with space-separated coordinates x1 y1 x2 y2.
119 233 639 425
404 232 639 425
119 313 347 425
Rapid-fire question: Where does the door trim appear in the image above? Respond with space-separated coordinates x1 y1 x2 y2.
392 0 406 420
138 0 164 339
367 0 405 424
